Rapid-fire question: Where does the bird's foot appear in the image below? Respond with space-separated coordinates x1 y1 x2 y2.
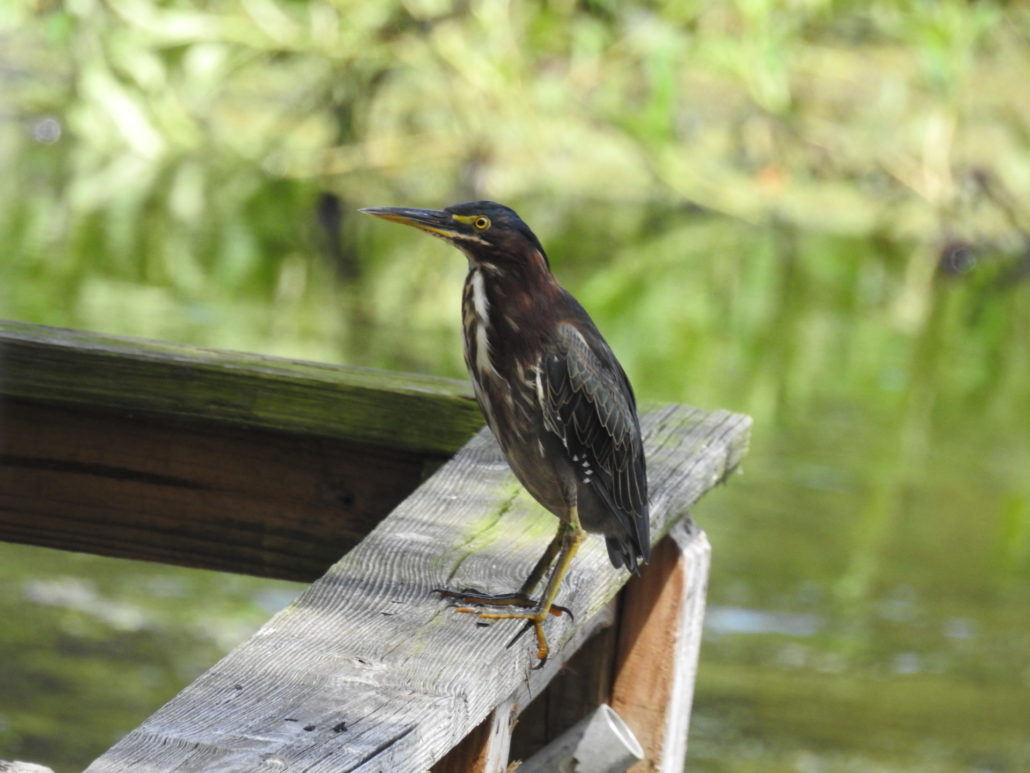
460 608 554 664
432 587 570 665
432 587 570 617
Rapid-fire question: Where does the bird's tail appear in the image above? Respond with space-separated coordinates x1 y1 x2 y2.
605 536 645 575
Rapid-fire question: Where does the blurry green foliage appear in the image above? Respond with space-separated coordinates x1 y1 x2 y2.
2 1 1028 371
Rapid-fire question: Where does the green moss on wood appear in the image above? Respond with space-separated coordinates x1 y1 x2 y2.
0 321 483 456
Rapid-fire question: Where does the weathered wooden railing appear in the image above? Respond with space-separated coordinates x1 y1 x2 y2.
0 321 750 772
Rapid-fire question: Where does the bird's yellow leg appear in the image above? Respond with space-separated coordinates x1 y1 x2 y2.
433 521 566 611
458 509 587 661
516 524 566 597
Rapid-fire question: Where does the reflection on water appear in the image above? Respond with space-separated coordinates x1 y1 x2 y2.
692 400 1030 772
0 545 304 770
706 606 822 637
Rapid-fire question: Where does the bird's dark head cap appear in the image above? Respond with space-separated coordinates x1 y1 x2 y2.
360 201 549 269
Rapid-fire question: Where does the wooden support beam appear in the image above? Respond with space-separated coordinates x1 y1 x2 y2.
0 322 484 579
430 699 515 773
509 520 711 771
509 613 618 761
612 519 711 773
82 405 749 772
0 399 434 581
0 321 482 454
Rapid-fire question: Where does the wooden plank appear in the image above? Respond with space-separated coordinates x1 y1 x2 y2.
0 400 435 581
508 617 618 762
83 404 749 773
0 762 57 773
0 321 482 456
430 699 515 773
611 519 711 773
509 524 709 769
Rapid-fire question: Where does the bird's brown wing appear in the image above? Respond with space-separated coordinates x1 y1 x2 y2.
540 322 650 569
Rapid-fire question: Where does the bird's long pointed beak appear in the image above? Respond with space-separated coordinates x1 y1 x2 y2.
358 206 461 240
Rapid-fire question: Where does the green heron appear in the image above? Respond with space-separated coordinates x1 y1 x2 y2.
360 201 649 661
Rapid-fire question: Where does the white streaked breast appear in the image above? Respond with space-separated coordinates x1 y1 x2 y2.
470 270 497 378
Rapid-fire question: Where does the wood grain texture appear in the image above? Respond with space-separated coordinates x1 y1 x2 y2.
0 762 57 773
0 400 434 581
0 321 482 456
510 523 709 769
430 699 515 773
611 519 711 773
84 404 750 773
508 615 618 762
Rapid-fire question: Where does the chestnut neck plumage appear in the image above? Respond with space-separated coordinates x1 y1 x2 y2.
462 247 563 357
460 245 565 451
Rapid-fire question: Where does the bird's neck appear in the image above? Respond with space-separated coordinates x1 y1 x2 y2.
464 254 561 332
462 254 562 381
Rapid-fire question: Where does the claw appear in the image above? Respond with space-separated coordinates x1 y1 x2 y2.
469 610 552 661
431 587 487 596
433 587 537 609
432 585 564 663
549 604 573 621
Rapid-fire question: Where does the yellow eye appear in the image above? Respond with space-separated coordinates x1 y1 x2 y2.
473 216 491 231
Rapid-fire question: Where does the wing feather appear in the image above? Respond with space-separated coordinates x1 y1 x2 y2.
541 322 649 568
